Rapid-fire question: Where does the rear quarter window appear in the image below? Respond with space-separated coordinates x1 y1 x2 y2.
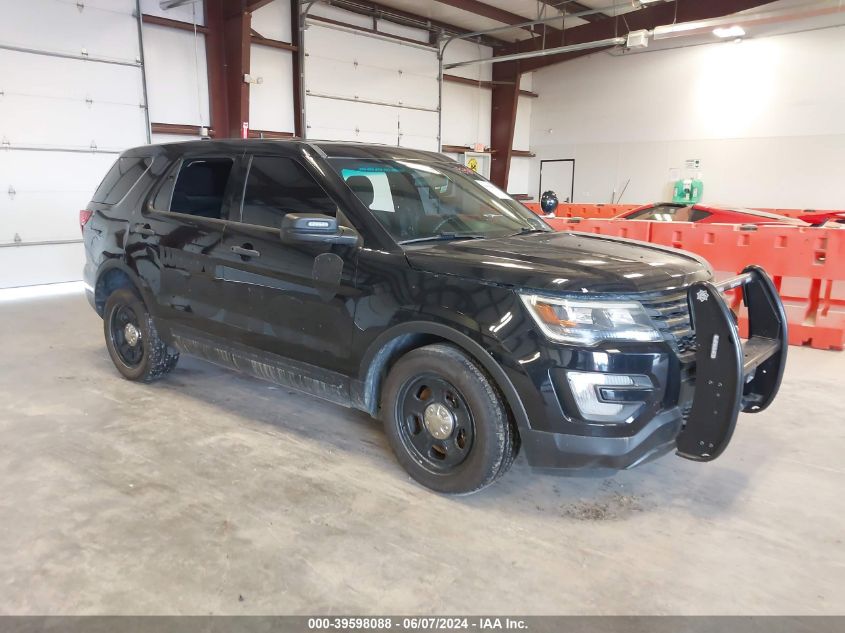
92 156 152 205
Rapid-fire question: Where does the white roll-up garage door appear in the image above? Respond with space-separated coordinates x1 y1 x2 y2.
303 19 439 151
0 0 148 288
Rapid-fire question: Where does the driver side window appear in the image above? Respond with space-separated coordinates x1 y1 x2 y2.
241 156 336 229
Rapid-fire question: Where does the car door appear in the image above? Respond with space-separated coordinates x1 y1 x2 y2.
215 153 360 376
141 152 244 340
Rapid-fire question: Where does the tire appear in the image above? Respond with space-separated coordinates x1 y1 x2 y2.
103 288 179 383
380 343 517 494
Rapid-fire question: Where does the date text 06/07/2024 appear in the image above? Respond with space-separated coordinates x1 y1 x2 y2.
307 617 529 630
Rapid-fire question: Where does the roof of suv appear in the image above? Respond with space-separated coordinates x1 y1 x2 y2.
130 138 450 163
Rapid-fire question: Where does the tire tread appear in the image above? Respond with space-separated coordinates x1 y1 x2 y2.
104 288 178 383
381 342 517 494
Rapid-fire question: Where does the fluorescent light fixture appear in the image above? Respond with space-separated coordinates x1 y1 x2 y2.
654 1 845 41
713 25 746 38
626 29 650 49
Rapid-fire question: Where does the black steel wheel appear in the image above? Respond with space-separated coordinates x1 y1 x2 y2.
396 374 475 472
109 304 144 369
381 343 517 494
103 288 179 383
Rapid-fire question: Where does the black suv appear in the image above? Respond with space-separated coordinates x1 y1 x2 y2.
82 140 788 494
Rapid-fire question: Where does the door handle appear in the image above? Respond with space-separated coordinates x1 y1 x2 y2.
131 223 156 237
231 245 260 258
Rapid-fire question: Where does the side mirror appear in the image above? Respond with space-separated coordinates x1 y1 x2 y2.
280 213 359 246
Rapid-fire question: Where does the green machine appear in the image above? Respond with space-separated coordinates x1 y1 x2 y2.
672 177 704 204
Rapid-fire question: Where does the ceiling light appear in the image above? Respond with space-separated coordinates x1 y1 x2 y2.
713 26 746 38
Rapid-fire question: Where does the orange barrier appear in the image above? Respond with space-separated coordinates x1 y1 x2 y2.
524 203 637 219
524 202 844 221
545 217 651 241
549 218 845 351
648 223 845 351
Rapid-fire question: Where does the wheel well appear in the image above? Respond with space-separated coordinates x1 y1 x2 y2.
94 268 138 316
362 332 443 415
362 333 521 441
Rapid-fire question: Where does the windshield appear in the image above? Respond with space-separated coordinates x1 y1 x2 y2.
327 157 550 244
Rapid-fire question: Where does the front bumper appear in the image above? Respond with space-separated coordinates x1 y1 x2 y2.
517 265 788 471
521 408 683 471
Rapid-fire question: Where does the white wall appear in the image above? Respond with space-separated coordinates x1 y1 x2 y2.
528 27 845 207
303 15 495 153
507 73 533 195
304 7 439 150
139 1 206 139
441 82 492 148
0 0 148 287
252 0 291 41
140 0 204 25
441 40 492 149
142 23 210 127
250 0 295 133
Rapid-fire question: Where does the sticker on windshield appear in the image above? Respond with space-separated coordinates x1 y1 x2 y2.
477 180 510 199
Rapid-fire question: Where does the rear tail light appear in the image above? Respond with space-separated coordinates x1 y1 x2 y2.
79 210 93 233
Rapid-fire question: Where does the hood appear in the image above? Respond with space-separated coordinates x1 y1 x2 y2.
404 231 711 294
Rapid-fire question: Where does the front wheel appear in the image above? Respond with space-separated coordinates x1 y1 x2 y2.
103 288 179 383
380 343 517 494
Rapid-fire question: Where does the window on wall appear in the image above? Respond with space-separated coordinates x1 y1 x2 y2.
168 158 234 219
240 156 336 228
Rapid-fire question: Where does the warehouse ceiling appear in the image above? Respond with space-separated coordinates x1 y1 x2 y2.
363 0 626 42
351 0 844 45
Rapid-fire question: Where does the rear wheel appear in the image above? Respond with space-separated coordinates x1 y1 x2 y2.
103 288 178 382
381 343 516 494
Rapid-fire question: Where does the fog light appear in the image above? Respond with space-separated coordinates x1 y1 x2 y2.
565 372 651 423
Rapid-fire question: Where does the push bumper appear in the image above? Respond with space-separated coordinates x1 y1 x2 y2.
675 264 788 461
519 265 788 471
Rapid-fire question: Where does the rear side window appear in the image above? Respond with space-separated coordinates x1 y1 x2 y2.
241 156 336 229
92 156 151 204
167 158 234 219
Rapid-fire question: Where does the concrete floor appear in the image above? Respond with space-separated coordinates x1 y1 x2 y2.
0 292 842 615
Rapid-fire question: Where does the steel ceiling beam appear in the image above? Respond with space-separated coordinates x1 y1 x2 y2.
537 0 607 23
436 2 631 46
316 0 509 46
160 0 199 8
432 0 559 36
245 0 275 10
445 35 624 68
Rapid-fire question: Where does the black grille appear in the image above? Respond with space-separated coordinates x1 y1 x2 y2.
641 292 696 354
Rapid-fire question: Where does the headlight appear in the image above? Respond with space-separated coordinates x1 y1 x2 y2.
519 293 661 345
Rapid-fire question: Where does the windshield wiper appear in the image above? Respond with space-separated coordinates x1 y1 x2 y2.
398 233 487 245
509 227 551 237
